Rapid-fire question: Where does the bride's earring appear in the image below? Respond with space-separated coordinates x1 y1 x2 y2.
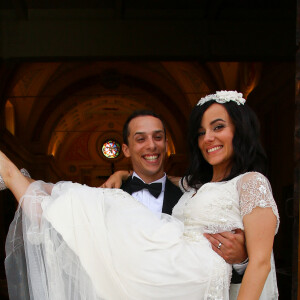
0 168 31 191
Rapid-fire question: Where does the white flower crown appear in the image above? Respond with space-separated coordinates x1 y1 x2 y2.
197 90 246 106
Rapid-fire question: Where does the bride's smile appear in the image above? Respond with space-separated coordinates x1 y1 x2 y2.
197 103 235 180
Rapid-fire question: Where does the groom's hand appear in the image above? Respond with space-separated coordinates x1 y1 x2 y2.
203 229 248 264
100 170 131 188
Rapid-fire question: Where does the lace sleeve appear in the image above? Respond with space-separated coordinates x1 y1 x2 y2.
237 172 279 234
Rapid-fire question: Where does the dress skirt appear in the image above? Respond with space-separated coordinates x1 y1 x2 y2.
5 181 231 300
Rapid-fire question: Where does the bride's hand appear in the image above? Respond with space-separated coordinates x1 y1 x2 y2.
100 170 131 188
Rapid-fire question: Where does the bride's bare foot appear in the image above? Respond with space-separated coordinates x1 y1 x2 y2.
0 151 15 187
0 151 29 190
0 168 31 191
0 151 33 202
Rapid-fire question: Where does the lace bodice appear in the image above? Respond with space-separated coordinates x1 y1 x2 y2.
173 172 279 240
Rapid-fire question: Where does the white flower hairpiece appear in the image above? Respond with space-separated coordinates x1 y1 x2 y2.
197 90 246 106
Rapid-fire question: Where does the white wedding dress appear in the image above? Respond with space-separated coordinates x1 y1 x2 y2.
5 172 279 300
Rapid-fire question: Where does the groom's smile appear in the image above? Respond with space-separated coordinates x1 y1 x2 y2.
122 115 167 183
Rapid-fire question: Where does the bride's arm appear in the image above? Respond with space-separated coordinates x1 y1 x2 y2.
237 207 276 299
237 173 278 300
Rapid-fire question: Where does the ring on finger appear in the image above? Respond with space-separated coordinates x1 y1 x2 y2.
217 242 222 249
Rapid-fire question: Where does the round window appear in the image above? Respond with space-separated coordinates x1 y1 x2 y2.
101 140 121 159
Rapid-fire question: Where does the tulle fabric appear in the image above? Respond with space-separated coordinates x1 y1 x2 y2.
5 181 231 300
5 181 105 300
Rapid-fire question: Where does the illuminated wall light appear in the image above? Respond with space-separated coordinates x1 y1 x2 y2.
5 100 15 135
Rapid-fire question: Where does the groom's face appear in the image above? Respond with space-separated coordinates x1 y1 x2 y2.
122 116 167 183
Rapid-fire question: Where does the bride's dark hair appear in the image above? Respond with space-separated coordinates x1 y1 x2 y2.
184 100 268 189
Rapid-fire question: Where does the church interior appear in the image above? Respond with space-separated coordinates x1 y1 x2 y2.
0 1 298 299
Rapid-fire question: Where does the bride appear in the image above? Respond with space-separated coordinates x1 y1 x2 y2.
3 91 279 299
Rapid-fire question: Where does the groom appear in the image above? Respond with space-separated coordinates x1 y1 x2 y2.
115 110 248 288
120 110 182 216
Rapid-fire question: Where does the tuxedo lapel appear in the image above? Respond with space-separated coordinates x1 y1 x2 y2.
162 178 183 215
121 176 133 194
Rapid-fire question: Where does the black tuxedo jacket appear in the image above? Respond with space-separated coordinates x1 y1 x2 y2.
121 176 183 215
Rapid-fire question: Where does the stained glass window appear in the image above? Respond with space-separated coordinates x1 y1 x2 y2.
102 140 121 158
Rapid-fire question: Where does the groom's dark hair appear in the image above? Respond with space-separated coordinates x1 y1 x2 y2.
122 110 166 145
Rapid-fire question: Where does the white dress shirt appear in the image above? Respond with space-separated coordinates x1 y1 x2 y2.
131 172 166 216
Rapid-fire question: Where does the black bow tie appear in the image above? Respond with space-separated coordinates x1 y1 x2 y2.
130 176 162 198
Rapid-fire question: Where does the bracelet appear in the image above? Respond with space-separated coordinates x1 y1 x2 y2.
240 258 249 265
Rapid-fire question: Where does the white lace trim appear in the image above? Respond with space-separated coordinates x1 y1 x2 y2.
206 258 231 300
237 172 280 234
203 223 242 234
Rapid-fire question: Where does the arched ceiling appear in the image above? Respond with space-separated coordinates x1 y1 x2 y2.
4 61 216 154
2 61 262 181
